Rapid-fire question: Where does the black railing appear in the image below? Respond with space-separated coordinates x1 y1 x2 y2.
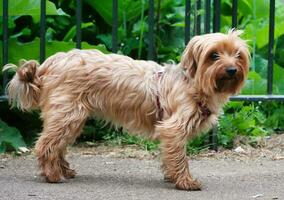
1 0 284 147
76 0 82 49
184 0 191 44
148 0 155 60
2 0 8 93
40 0 46 63
111 0 118 53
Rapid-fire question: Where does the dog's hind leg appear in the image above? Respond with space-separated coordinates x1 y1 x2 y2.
35 102 89 183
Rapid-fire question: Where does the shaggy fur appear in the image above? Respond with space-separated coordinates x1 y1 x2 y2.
5 30 249 190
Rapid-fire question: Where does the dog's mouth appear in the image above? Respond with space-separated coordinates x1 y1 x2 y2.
215 75 243 94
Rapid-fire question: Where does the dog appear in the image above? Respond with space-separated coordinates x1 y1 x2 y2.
5 30 249 190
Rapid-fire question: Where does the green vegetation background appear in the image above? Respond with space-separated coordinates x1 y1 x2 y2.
1 0 284 153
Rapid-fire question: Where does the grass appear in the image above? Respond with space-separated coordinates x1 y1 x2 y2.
80 122 211 155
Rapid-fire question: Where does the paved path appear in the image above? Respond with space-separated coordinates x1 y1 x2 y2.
0 153 284 200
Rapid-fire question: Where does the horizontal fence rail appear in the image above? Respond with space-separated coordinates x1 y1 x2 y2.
1 0 283 149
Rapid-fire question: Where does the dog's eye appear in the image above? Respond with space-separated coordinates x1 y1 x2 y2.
210 52 219 61
236 53 241 59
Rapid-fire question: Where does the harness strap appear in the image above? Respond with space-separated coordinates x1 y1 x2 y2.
155 71 164 121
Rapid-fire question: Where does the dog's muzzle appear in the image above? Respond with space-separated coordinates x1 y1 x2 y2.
226 66 237 77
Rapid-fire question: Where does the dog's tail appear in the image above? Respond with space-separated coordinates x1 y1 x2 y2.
3 60 41 111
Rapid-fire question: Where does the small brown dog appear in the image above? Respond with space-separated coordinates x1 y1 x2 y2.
6 30 249 190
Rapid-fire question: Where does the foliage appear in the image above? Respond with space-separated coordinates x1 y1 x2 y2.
0 0 66 23
0 38 107 68
0 0 284 153
259 101 284 131
84 0 147 26
0 119 26 153
218 102 267 148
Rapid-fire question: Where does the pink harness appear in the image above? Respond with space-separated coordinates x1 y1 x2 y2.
155 71 164 121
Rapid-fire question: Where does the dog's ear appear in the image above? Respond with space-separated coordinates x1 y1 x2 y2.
228 28 244 37
180 38 199 78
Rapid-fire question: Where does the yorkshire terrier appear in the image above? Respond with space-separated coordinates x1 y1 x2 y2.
5 30 249 190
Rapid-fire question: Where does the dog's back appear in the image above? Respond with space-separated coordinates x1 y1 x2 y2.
8 49 163 135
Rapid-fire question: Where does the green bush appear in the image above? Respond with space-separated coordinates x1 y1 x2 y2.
1 0 284 153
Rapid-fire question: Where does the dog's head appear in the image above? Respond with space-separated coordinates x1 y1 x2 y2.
180 30 250 95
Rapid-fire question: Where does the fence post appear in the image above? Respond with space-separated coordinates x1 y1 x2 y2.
2 0 9 93
185 0 191 44
209 125 218 151
232 0 238 28
267 0 275 95
194 0 201 35
213 0 220 32
40 0 46 63
76 0 82 49
112 0 118 53
204 0 211 33
209 0 221 150
147 0 155 60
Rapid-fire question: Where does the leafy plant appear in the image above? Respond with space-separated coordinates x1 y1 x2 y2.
0 38 107 69
0 119 27 153
0 0 67 23
84 0 147 26
218 102 268 148
1 0 284 154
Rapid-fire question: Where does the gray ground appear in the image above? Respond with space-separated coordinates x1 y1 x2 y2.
0 149 284 200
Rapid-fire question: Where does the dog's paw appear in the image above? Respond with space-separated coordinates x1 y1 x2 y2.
175 178 202 191
63 168 76 179
45 173 65 183
164 177 173 183
163 174 176 183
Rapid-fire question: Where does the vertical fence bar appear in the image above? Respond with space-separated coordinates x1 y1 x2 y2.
204 0 211 33
2 0 8 92
148 0 155 60
40 0 46 63
210 0 221 150
209 126 218 151
267 0 275 95
213 0 220 32
112 0 118 53
232 0 238 28
185 0 191 44
76 0 82 49
195 0 201 35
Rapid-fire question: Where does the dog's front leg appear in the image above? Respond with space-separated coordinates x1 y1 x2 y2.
158 119 201 191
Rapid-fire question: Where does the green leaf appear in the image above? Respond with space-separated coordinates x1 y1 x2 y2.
243 55 284 95
242 71 267 94
241 0 284 49
0 119 26 152
237 118 255 131
273 63 284 94
63 22 94 42
132 19 148 34
0 38 108 68
0 144 7 153
0 17 15 35
84 0 147 26
0 0 67 23
251 127 266 136
224 102 244 111
97 34 113 50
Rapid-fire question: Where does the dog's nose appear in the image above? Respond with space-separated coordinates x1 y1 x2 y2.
226 67 237 76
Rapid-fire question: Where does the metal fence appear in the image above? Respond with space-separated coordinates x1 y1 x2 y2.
1 0 284 149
